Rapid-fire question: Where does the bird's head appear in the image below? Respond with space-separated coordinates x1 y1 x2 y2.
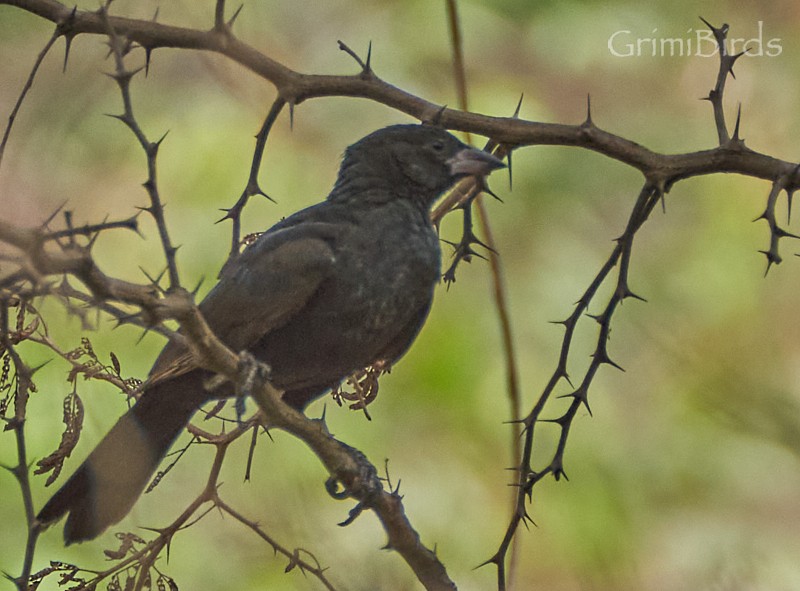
330 124 505 208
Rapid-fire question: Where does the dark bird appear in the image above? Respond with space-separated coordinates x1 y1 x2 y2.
37 124 505 544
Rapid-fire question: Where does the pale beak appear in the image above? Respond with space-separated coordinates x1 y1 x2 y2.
446 147 506 177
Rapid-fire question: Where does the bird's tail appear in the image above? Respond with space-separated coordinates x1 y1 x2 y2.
37 371 210 544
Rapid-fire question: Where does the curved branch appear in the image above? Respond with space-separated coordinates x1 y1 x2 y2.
3 0 798 193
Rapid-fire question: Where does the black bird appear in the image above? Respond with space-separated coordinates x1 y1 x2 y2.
37 124 505 544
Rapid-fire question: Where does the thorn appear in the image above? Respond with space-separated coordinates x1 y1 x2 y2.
258 190 275 204
584 93 593 126
216 208 234 224
62 35 74 73
140 266 167 291
289 101 295 131
698 16 714 31
775 226 800 240
474 555 501 571
143 8 159 76
594 350 625 372
29 358 53 375
227 4 244 28
478 178 503 202
105 112 127 124
154 129 169 148
659 189 667 214
506 150 513 191
86 231 100 249
512 93 523 118
469 233 497 255
136 325 153 345
40 200 69 229
429 104 447 127
442 266 457 286
520 507 537 528
619 285 648 302
439 237 458 250
465 248 488 261
337 40 371 74
553 466 569 482
558 389 592 415
502 417 527 427
144 47 153 76
56 6 78 72
540 414 568 427
699 16 729 40
191 276 205 297
726 50 748 79
108 65 146 85
759 249 781 267
731 103 743 142
586 311 602 324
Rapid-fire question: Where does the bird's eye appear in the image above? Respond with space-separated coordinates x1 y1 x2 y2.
431 141 445 152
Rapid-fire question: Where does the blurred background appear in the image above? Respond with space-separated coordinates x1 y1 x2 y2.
1 0 799 589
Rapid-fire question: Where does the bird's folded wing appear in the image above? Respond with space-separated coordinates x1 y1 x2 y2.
148 223 339 385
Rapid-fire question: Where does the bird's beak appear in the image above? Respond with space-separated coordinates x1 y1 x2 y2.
447 147 506 177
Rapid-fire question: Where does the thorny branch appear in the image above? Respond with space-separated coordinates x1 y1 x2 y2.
1 302 41 591
218 96 283 272
485 19 800 591
2 3 457 590
1 2 799 591
0 0 798 189
440 4 524 582
100 4 181 291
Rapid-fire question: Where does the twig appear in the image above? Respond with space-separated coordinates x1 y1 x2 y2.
443 4 522 585
241 354 457 591
1 301 42 591
101 4 181 290
699 17 747 145
0 27 59 171
218 96 284 272
1 1 798 190
214 497 340 591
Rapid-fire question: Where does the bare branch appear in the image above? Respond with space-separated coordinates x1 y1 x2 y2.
100 4 181 290
1 1 798 192
242 354 457 591
218 96 284 272
0 27 59 171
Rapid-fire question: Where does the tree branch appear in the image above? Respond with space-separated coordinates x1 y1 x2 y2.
2 0 798 192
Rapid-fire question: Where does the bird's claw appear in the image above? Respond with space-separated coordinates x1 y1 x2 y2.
235 351 272 422
324 441 383 526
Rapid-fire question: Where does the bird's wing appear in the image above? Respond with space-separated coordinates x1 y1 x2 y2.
148 219 339 385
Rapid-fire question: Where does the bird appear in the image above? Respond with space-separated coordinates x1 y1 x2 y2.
36 123 505 544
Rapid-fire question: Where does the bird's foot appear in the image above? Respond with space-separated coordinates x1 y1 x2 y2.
324 441 383 526
235 351 272 422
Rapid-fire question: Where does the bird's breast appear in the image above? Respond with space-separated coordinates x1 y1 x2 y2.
254 204 441 391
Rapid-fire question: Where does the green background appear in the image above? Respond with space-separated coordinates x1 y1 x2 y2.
1 1 799 589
